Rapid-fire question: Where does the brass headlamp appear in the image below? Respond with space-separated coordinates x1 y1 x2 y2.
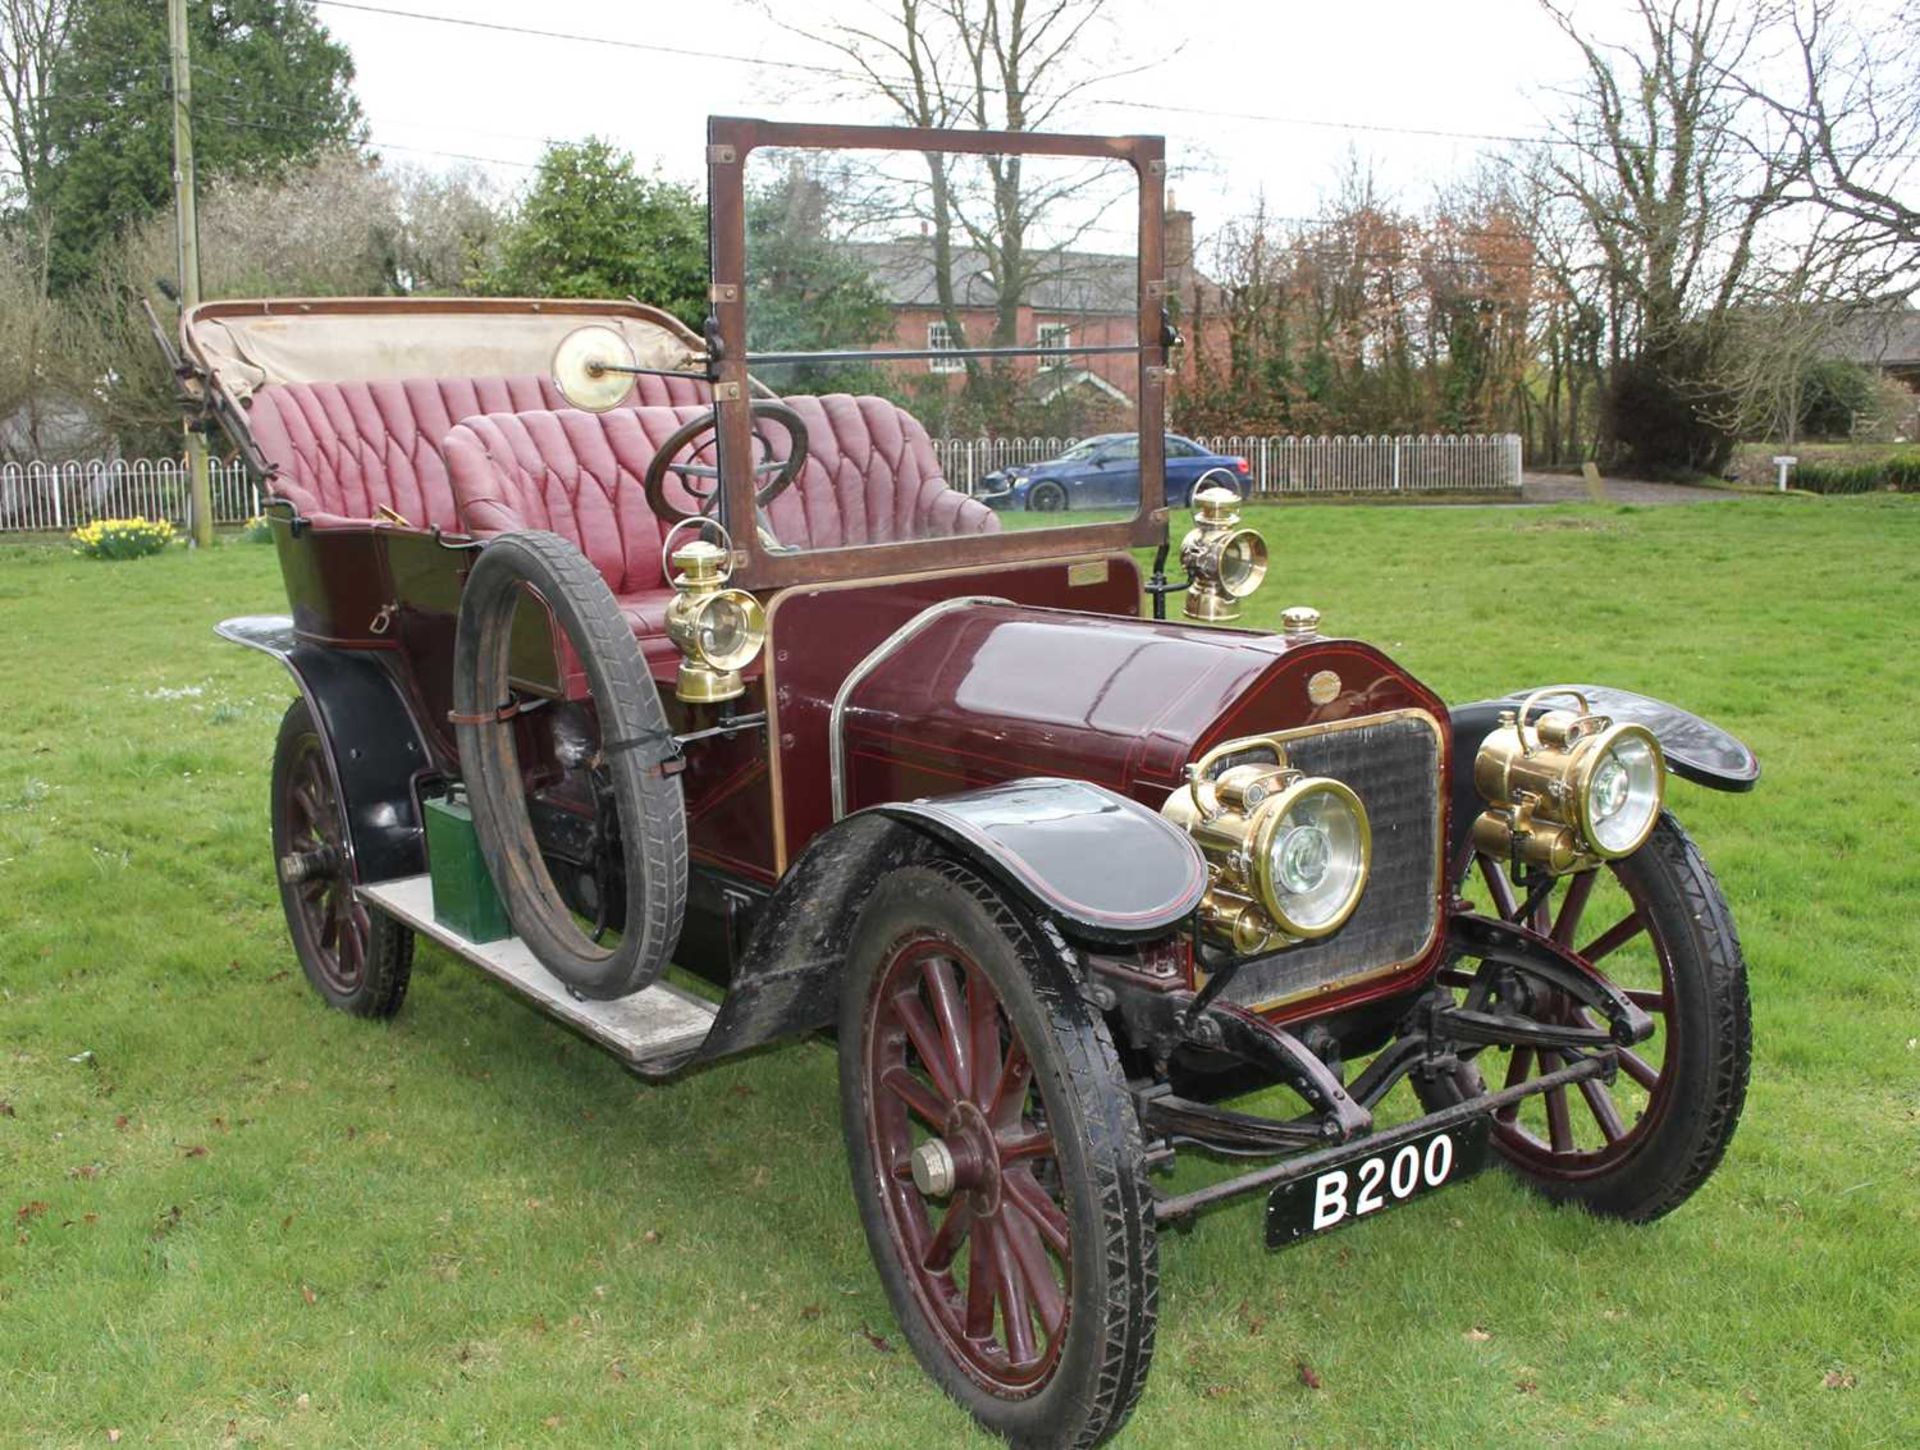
1471 690 1666 872
1162 734 1371 953
661 538 766 704
1180 485 1269 622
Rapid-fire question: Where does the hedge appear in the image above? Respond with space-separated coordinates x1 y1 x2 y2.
1793 455 1920 495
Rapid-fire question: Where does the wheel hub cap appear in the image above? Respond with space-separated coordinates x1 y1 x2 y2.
911 1139 957 1197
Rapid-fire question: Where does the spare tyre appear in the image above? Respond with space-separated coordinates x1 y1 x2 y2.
452 530 687 998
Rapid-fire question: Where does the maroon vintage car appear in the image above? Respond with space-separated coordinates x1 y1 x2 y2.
183 119 1758 1448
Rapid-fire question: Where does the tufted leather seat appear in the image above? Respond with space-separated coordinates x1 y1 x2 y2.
768 394 999 550
443 406 706 601
248 372 711 530
443 395 998 647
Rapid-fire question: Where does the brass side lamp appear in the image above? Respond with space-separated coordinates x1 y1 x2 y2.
1180 485 1269 622
661 539 766 704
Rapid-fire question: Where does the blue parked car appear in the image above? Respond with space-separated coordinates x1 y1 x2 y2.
979 433 1250 512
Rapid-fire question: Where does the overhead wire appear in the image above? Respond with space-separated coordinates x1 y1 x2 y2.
310 0 1612 156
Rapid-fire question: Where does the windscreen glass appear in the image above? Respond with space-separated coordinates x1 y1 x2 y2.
739 146 1142 553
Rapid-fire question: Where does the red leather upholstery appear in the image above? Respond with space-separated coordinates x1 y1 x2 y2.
247 372 709 529
765 395 999 549
445 393 998 587
443 395 999 654
443 407 708 597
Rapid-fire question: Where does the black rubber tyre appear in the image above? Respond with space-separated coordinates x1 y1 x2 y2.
453 530 686 999
839 859 1156 1450
1420 813 1752 1221
271 698 413 1018
1026 480 1068 513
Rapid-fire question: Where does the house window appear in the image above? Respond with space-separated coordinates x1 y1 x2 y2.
1037 323 1071 367
927 321 964 373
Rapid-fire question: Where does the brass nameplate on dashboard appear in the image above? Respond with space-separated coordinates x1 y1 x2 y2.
1068 560 1110 587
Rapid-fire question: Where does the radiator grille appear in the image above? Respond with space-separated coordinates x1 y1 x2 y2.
1221 711 1443 1009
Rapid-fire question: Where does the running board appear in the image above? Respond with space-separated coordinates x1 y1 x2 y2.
358 875 716 1074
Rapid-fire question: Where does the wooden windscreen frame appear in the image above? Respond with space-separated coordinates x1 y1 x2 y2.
705 115 1170 591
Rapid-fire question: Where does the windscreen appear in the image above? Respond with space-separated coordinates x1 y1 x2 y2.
740 146 1144 554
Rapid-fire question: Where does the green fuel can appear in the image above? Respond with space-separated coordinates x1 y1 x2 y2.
425 792 512 943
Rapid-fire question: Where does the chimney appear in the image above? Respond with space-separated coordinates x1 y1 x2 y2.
1165 196 1195 301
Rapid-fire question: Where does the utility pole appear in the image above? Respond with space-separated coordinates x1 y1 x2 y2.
167 0 212 548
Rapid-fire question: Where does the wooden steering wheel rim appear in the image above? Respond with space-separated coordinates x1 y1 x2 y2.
641 401 810 526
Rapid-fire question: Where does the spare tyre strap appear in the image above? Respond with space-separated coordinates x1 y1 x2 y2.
447 695 549 727
598 725 685 777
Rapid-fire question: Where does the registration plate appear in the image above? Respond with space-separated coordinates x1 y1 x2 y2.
1266 1117 1493 1248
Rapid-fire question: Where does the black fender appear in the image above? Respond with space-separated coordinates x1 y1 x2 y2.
694 778 1205 1059
217 615 432 883
1448 683 1759 861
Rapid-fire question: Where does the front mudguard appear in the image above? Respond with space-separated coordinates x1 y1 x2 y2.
694 778 1204 1060
1447 683 1759 861
217 615 433 883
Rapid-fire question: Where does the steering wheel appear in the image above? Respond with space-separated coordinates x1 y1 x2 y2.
642 401 809 526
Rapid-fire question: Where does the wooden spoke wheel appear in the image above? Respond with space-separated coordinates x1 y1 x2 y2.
271 699 413 1018
840 860 1155 1449
1423 812 1752 1221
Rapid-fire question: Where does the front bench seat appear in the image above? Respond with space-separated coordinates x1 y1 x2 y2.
442 396 999 646
247 372 712 530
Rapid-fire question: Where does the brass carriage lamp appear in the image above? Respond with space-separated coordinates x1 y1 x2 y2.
1471 690 1667 872
1161 734 1373 954
1181 485 1269 622
662 539 767 704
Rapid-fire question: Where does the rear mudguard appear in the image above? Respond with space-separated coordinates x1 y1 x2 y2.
694 778 1204 1060
1448 683 1759 860
217 615 432 883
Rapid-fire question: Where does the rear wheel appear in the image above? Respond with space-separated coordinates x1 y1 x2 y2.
1420 812 1751 1221
840 860 1156 1449
271 698 413 1018
1026 480 1068 513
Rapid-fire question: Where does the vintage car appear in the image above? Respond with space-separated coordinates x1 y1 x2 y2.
978 433 1252 511
176 118 1757 1449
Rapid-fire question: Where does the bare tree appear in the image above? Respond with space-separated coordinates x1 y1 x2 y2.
0 0 71 211
1530 0 1920 465
1533 0 1814 468
773 0 1156 429
1748 0 1919 259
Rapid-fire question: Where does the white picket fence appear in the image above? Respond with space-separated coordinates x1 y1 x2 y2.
0 431 1522 534
937 433 1522 497
0 457 260 534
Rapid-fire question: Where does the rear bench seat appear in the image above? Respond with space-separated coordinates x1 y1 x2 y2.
442 393 999 647
248 372 710 530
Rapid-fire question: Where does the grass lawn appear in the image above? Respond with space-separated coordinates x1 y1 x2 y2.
2 497 1916 1447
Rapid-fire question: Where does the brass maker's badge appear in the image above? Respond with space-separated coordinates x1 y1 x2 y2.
1307 670 1342 706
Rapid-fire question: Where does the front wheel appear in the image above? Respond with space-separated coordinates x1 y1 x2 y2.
1025 480 1068 513
839 860 1156 1449
1420 812 1752 1221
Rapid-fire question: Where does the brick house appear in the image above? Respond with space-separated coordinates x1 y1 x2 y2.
848 205 1221 417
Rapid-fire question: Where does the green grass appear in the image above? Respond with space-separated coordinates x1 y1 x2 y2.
3 497 1918 1447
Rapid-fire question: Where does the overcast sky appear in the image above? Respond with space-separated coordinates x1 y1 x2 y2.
312 0 1677 236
